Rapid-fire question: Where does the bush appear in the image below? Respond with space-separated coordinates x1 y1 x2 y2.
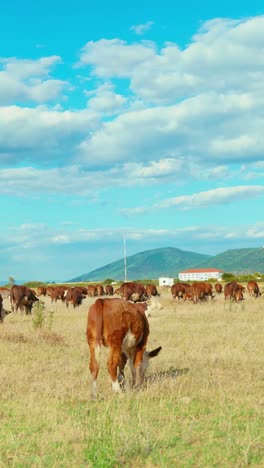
32 303 54 331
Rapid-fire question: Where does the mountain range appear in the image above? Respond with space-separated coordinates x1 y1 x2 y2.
69 246 264 282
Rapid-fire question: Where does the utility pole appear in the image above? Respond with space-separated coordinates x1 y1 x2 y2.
124 234 127 282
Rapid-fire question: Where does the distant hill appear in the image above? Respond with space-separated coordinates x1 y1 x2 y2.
69 247 211 282
196 248 264 273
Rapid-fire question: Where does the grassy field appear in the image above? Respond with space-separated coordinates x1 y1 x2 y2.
0 289 264 467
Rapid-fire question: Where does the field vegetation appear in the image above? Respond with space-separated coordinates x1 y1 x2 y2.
0 287 264 466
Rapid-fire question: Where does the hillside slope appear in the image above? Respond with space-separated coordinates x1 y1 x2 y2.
196 247 264 273
69 247 211 282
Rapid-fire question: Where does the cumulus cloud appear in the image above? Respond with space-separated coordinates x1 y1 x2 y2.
78 90 264 166
0 56 68 104
0 106 99 165
1 16 264 191
78 39 156 77
85 82 127 115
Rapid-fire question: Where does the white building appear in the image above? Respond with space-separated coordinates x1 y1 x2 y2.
178 268 223 282
159 277 174 287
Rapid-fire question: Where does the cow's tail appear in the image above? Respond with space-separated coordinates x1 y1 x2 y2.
86 298 104 349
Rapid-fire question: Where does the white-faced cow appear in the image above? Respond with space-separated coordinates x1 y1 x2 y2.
86 298 161 397
0 293 11 323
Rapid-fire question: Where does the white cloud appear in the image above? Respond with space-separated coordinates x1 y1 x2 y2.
121 185 264 215
0 56 67 104
0 106 99 164
2 223 264 254
130 21 154 35
85 82 127 115
78 90 264 166
78 39 156 77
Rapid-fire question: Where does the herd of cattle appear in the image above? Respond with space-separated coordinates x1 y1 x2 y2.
0 279 262 323
0 279 262 395
171 280 261 303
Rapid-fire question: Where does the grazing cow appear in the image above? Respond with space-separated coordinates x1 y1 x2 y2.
229 281 245 292
86 298 161 397
49 286 67 303
105 285 114 296
0 293 11 323
96 284 105 296
145 284 160 298
224 282 244 302
0 287 10 299
171 283 190 300
120 282 148 302
65 287 83 308
214 283 222 294
87 285 98 297
191 282 214 303
76 286 88 296
247 281 261 298
37 286 47 297
10 285 39 315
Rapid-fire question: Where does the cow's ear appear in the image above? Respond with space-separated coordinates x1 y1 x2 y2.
148 346 162 358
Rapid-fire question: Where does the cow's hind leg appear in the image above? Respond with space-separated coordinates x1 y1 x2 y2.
107 347 122 393
89 342 101 398
118 353 127 387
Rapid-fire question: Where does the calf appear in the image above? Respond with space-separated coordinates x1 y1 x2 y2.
86 298 161 397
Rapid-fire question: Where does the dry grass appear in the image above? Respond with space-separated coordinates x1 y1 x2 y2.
0 290 264 466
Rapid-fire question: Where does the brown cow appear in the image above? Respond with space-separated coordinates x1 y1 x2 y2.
87 285 98 297
105 285 114 295
171 283 190 300
65 287 83 308
191 282 214 303
10 285 39 315
96 284 105 296
214 283 222 294
86 298 161 397
0 293 11 323
120 282 148 302
224 282 244 302
145 284 160 298
76 286 88 296
37 286 47 296
247 281 261 298
49 286 67 303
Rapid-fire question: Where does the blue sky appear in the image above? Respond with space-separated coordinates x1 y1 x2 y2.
1 0 264 281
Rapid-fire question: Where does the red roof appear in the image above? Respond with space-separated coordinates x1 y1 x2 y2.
180 268 223 273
